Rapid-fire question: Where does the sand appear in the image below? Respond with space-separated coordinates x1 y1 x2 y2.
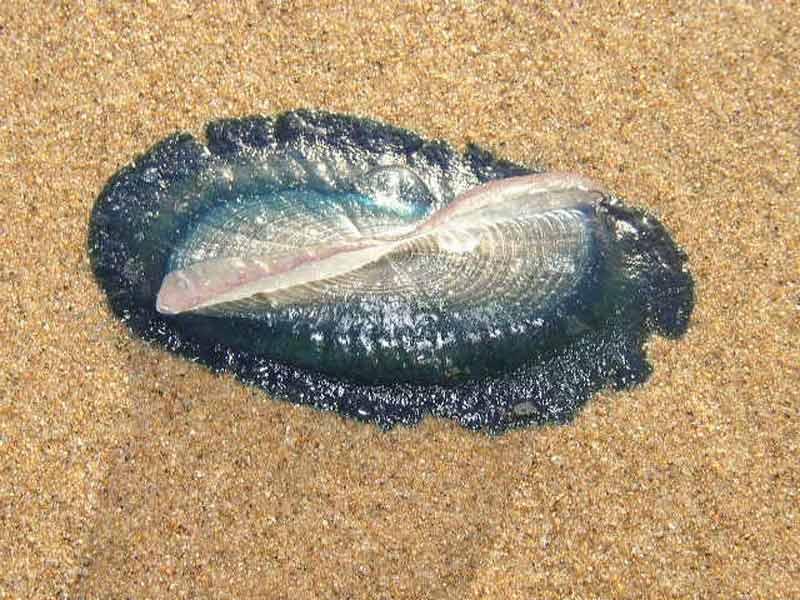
1 2 797 598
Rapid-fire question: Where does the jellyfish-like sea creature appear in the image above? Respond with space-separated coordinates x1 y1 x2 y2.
89 110 693 431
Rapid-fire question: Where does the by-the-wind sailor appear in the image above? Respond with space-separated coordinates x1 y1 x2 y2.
89 110 693 432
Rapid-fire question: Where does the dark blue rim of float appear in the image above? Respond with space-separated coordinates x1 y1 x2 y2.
88 110 693 432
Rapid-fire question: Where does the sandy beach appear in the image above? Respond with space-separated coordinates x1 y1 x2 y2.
1 2 797 598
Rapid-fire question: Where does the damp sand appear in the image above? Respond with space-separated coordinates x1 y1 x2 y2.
1 2 797 598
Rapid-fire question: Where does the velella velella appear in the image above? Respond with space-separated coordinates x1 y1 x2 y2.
88 109 693 432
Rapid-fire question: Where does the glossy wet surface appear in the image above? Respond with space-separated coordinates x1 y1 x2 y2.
90 112 692 427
